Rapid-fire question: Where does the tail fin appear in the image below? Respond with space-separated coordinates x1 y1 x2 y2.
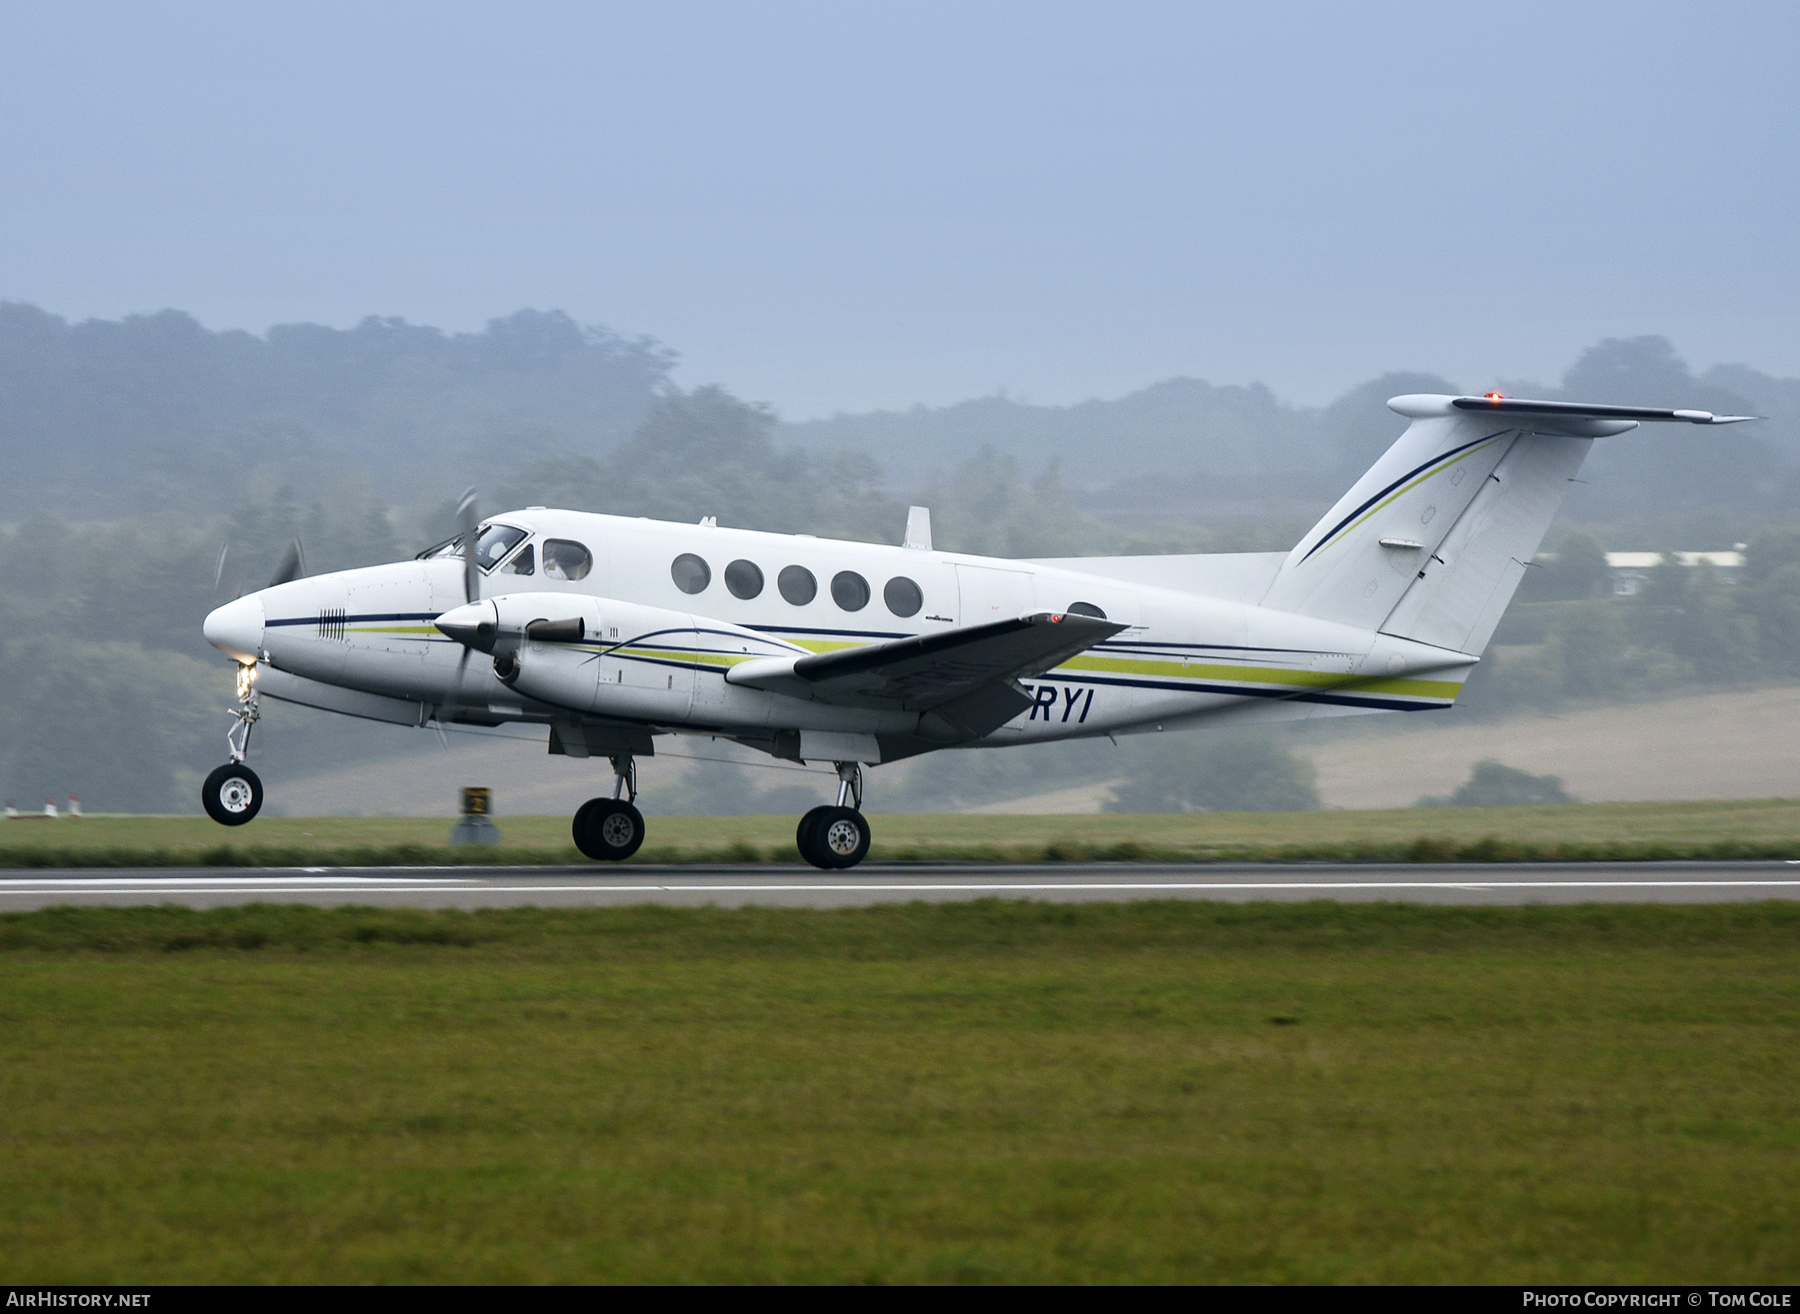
1260 394 1754 655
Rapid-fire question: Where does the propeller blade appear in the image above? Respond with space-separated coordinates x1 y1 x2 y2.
213 543 230 593
268 539 306 588
457 488 480 603
450 644 474 716
438 597 497 719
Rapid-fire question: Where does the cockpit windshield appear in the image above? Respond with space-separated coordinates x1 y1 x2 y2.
417 524 529 572
474 524 528 571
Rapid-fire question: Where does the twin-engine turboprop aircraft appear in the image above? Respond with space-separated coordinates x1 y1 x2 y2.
201 393 1753 867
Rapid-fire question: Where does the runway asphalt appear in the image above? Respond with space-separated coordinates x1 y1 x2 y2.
1 860 1798 909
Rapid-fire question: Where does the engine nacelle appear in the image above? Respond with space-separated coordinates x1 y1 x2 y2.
435 591 799 722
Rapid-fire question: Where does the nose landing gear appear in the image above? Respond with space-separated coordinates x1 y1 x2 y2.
796 762 871 870
203 662 264 826
572 754 646 861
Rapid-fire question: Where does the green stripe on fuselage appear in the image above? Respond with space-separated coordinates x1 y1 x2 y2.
1061 653 1462 700
607 644 1461 702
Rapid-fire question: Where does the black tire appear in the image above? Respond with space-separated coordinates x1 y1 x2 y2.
572 798 606 852
574 800 645 861
202 762 263 826
796 805 835 866
809 806 871 871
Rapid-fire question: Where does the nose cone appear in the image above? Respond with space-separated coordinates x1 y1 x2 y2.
435 599 499 653
203 594 266 662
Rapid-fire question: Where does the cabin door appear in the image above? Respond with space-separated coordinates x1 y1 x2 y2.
954 565 1034 626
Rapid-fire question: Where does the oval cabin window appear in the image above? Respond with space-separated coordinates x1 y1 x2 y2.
831 571 871 612
778 565 817 605
725 559 764 600
883 576 923 617
1067 601 1106 619
542 539 591 581
671 553 711 594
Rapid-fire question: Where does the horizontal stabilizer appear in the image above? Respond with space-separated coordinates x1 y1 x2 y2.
1449 396 1758 424
727 611 1126 710
1390 393 1759 427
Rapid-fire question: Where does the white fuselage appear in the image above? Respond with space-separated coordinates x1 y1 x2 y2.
203 508 1475 764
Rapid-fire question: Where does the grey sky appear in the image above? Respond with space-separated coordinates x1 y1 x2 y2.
2 1 1794 417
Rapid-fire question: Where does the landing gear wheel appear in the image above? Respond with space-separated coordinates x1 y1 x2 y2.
203 763 263 826
796 805 835 864
574 799 645 861
572 798 605 850
802 805 871 871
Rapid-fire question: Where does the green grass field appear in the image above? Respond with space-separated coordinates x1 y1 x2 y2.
1 901 1796 1283
4 798 1800 866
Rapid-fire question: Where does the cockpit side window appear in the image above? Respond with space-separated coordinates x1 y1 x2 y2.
475 524 527 572
543 539 593 581
498 543 535 576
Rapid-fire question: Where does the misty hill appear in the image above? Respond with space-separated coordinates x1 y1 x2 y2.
0 302 673 519
2 298 1796 545
785 377 1327 488
784 338 1800 535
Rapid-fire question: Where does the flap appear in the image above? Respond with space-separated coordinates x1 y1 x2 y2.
726 611 1126 709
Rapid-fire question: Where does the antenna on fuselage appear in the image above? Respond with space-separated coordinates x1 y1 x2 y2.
903 506 932 551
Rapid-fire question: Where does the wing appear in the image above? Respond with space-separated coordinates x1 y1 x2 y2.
726 611 1126 716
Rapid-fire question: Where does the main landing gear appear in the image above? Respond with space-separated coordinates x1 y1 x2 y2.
572 754 647 861
564 755 873 871
203 662 264 826
795 763 871 871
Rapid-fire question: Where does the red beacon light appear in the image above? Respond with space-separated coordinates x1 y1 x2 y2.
1484 392 1505 402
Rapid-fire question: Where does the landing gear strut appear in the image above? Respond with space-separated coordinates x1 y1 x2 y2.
573 754 646 861
796 762 871 870
203 662 264 826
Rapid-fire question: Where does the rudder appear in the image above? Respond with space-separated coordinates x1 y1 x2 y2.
1381 428 1589 654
